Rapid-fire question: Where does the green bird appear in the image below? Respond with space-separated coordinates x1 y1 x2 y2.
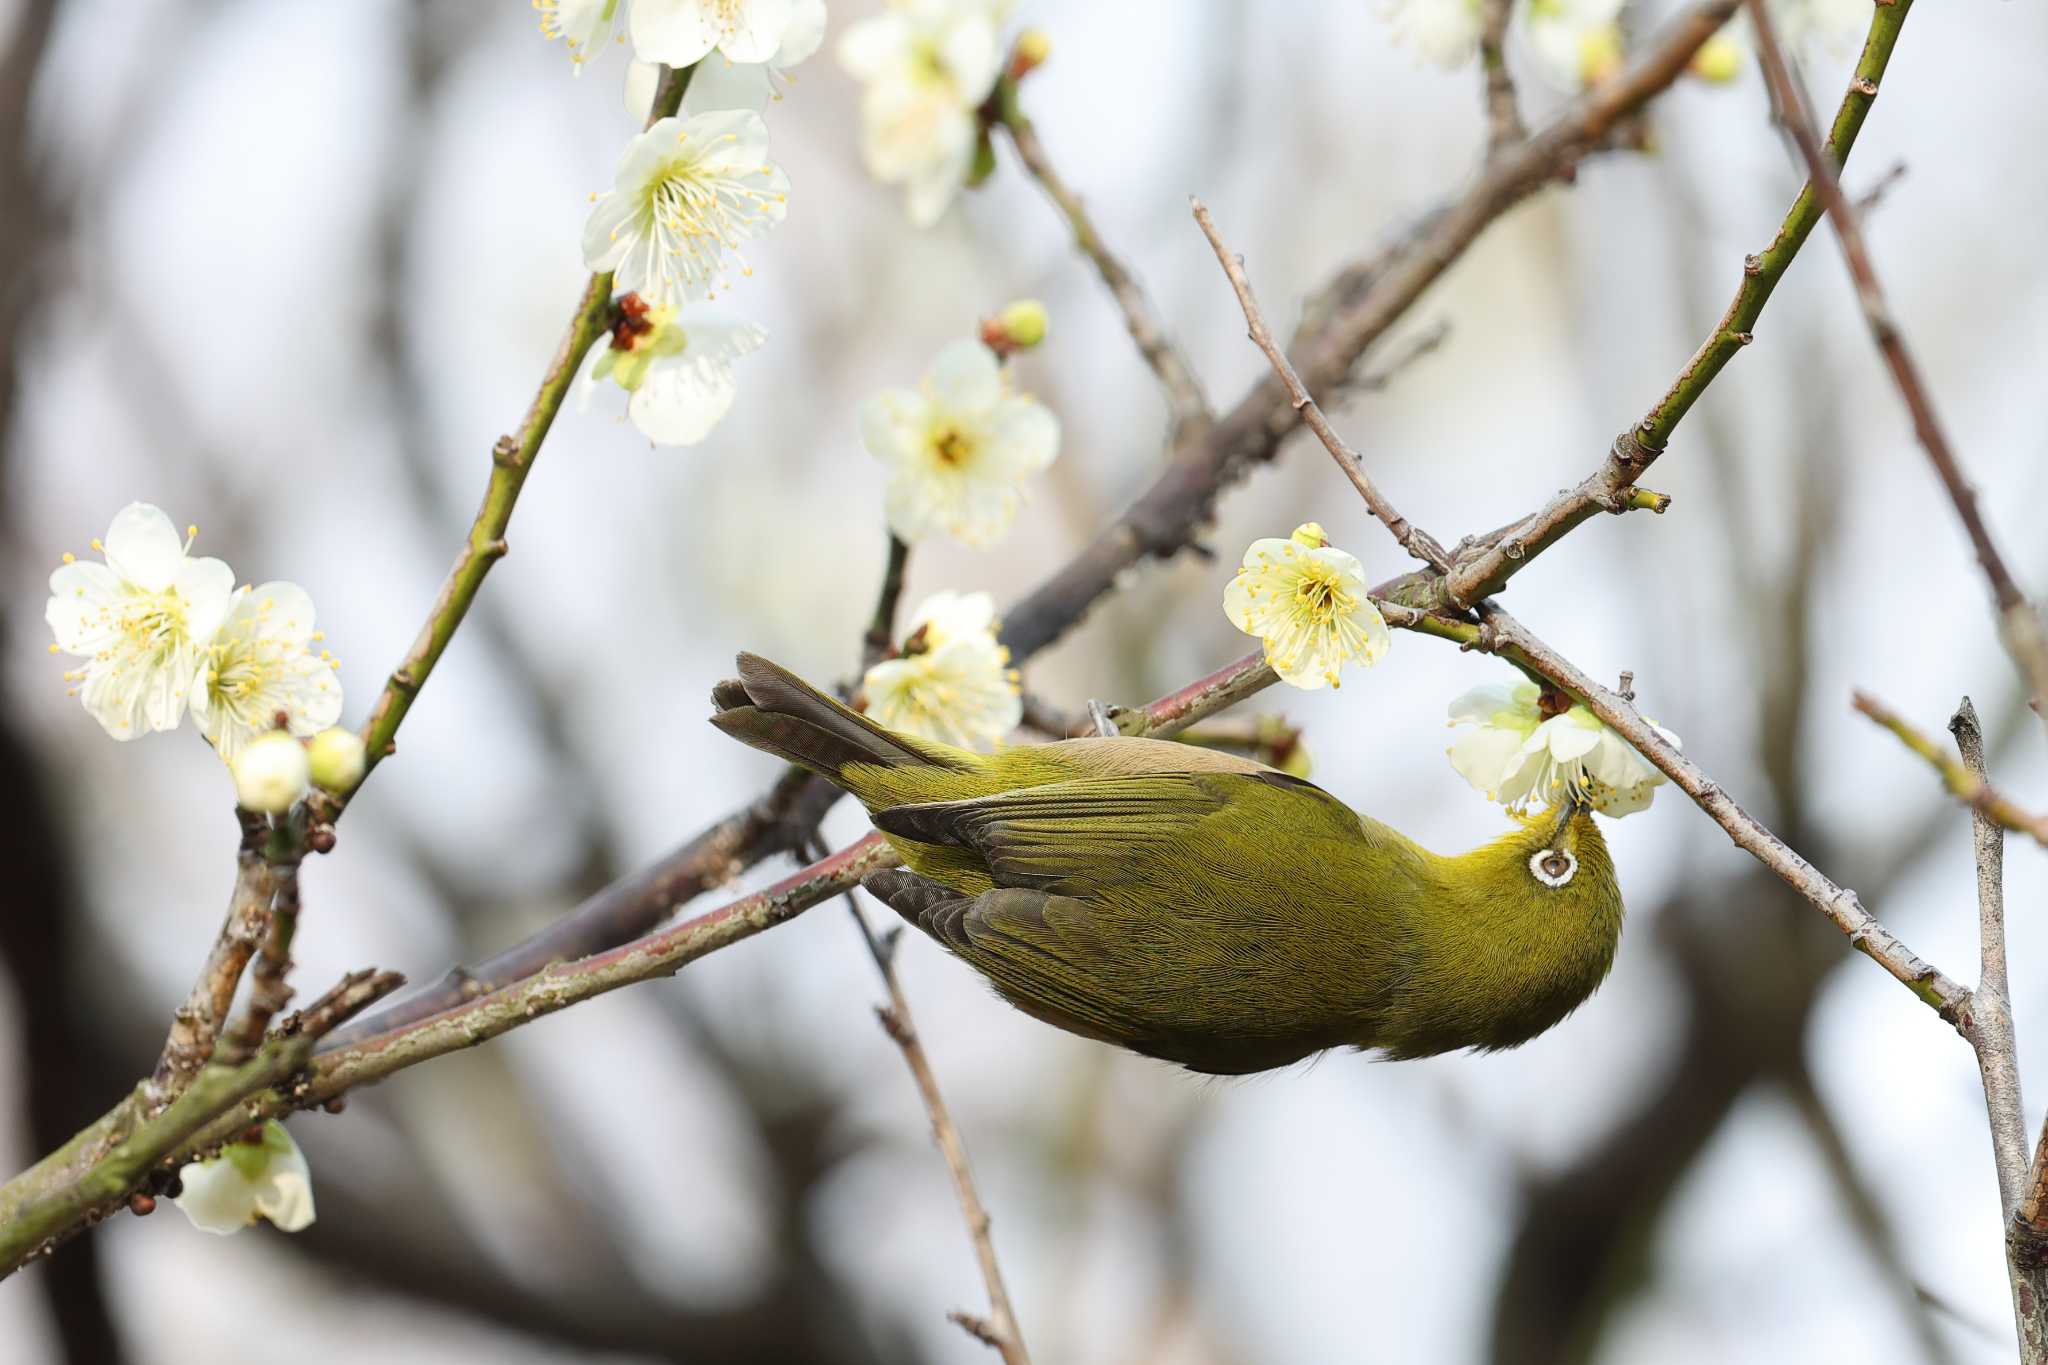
711 653 1623 1076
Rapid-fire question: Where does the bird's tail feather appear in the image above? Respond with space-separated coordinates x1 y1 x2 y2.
708 652 971 791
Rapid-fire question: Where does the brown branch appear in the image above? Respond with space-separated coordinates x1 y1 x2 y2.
1375 0 1916 613
1946 700 2027 1216
1192 197 1451 571
1477 0 1525 155
1472 604 1970 1019
848 894 1031 1364
143 812 283 1111
1853 692 2048 849
995 96 1210 442
863 534 913 670
217 860 303 1066
1744 0 2048 721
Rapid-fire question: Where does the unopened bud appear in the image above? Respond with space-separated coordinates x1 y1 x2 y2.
1289 522 1330 550
1689 34 1743 84
1578 24 1625 88
306 727 367 794
1009 29 1051 80
991 298 1049 352
231 732 308 814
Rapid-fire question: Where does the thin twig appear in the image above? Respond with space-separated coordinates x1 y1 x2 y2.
862 534 912 670
0 966 401 1277
1477 0 1525 155
1852 692 2048 849
1371 0 1917 613
1745 0 2048 720
1192 197 1451 572
216 859 302 1066
1947 700 2026 1215
332 62 698 815
144 812 282 1111
995 96 1209 443
846 888 1031 1364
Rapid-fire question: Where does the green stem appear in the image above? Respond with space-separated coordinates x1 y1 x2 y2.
343 61 697 802
1639 0 1910 448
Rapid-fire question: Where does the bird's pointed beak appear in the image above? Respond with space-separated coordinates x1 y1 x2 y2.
1548 791 1585 846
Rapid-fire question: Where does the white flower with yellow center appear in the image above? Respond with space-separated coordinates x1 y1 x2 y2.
174 1121 315 1236
583 295 767 445
860 339 1058 547
582 111 789 307
537 0 624 71
624 0 826 112
838 0 1006 226
862 590 1020 751
1446 678 1679 817
1382 0 1484 68
631 0 806 67
45 503 235 740
1222 523 1390 691
188 582 342 760
1526 0 1626 90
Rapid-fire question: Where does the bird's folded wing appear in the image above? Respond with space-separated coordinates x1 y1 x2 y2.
870 771 1360 896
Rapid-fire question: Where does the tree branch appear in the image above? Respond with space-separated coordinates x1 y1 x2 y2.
848 893 1032 1365
143 812 283 1111
1191 197 1452 571
1375 0 1917 612
333 61 697 814
994 89 1210 443
1477 0 1525 155
1744 0 2048 723
1853 692 2048 849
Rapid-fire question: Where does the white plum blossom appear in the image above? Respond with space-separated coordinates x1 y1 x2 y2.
46 503 235 740
862 590 1020 750
1526 0 1625 89
537 0 624 70
1446 678 1679 817
859 339 1058 546
838 0 1006 226
1222 523 1390 691
1382 0 1484 69
189 582 342 760
625 0 827 113
631 0 807 67
582 112 789 307
583 296 767 445
230 731 310 814
175 1121 315 1235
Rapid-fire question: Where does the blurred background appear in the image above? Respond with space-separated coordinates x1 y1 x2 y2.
2 0 2045 1361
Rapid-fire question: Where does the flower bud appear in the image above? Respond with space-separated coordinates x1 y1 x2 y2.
232 731 308 813
306 727 367 794
996 299 1048 349
1009 29 1051 80
1289 522 1330 550
1577 23 1625 87
1689 34 1743 84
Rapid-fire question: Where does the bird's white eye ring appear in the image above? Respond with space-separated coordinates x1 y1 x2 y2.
1530 849 1577 887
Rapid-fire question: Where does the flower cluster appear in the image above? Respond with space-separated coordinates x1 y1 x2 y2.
46 504 343 762
561 4 822 447
839 0 1012 225
1223 523 1391 691
862 591 1020 750
1376 0 1871 84
860 336 1059 547
1445 676 1677 817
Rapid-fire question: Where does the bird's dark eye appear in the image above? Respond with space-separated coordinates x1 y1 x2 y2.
1529 848 1578 887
